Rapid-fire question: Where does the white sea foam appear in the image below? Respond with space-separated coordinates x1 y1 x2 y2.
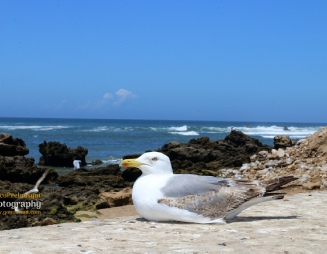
193 125 323 140
168 125 188 132
205 126 229 132
0 125 69 131
86 126 134 132
102 158 122 164
169 131 199 136
237 125 321 139
88 126 108 132
150 125 188 132
149 124 322 139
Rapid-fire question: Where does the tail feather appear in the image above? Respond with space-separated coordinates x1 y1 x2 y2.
264 176 298 192
225 176 297 221
225 194 284 220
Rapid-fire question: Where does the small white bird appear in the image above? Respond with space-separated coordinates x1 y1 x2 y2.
24 169 49 195
73 160 82 169
120 152 296 223
13 169 49 213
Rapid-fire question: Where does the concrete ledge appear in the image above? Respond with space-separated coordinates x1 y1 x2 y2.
1 191 326 253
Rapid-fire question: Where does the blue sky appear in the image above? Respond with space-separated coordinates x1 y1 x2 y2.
1 1 326 122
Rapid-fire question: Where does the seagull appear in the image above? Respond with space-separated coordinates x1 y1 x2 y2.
120 152 296 223
24 169 49 195
13 169 49 213
73 160 82 169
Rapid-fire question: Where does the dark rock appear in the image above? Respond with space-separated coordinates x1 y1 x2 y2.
38 141 88 167
58 174 124 189
41 217 57 226
57 164 125 190
274 135 293 149
189 136 210 146
0 181 75 230
0 156 58 184
0 133 29 156
121 167 142 182
157 130 272 174
37 192 75 221
0 214 29 231
224 130 263 147
91 159 103 165
95 199 110 209
122 153 142 159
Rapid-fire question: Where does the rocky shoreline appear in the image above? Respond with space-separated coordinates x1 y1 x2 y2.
1 127 327 230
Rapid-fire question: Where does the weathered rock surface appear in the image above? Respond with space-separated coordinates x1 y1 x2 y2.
38 141 88 167
57 165 124 189
0 133 58 185
0 133 29 156
121 167 142 182
0 133 133 230
223 126 327 191
0 187 76 230
0 191 326 253
157 130 272 175
0 163 132 230
0 134 73 230
274 135 293 149
0 156 58 184
98 188 133 208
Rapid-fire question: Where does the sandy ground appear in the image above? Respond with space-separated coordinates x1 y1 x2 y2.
0 191 326 254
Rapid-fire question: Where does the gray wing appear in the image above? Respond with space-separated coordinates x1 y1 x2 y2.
160 174 232 197
159 175 266 219
24 169 49 195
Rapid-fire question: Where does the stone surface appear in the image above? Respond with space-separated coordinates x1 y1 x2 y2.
99 188 132 207
0 191 326 253
274 135 293 149
276 148 285 158
220 126 327 191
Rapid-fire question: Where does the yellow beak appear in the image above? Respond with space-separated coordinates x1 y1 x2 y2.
120 158 146 168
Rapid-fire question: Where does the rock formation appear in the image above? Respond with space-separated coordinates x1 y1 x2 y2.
0 133 29 156
0 133 72 230
274 135 293 149
156 130 272 175
0 133 58 184
221 127 327 191
38 141 88 167
98 188 133 209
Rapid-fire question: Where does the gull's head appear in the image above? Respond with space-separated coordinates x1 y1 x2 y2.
120 152 173 175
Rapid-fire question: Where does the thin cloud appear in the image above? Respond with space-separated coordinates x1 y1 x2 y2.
78 89 137 111
103 92 113 100
113 88 137 106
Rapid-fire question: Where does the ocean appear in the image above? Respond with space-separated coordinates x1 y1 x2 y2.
0 117 326 166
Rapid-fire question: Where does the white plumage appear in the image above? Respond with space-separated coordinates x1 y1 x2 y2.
120 152 296 223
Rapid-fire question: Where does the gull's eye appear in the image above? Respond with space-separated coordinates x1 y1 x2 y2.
151 157 158 162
